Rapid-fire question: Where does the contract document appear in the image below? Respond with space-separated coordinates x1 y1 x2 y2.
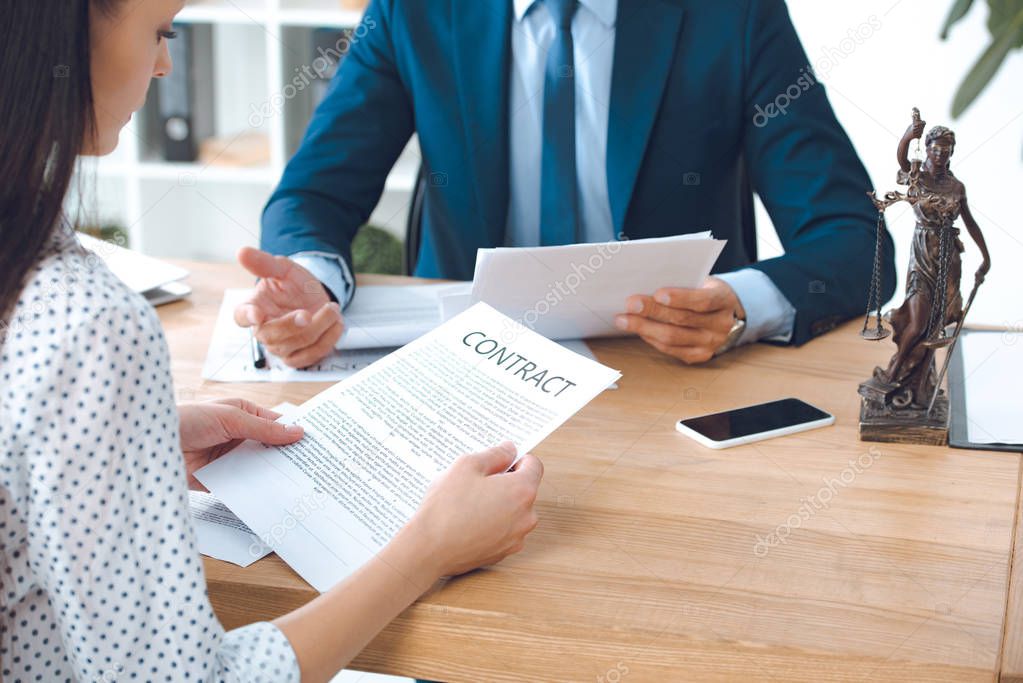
471 232 725 340
196 302 620 592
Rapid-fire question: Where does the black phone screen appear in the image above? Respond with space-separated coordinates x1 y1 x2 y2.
679 398 831 442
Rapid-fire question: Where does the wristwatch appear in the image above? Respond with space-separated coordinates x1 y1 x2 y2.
715 313 747 356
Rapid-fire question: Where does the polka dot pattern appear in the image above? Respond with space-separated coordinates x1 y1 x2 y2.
0 228 299 682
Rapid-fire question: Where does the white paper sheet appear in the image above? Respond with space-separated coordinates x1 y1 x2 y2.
197 303 620 592
190 490 272 567
189 403 299 566
471 232 725 340
340 282 472 349
202 289 395 382
960 331 1023 444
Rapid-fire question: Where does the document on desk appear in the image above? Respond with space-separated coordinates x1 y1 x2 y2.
471 232 725 340
196 302 620 592
340 281 472 349
202 284 472 382
202 289 393 382
189 402 299 566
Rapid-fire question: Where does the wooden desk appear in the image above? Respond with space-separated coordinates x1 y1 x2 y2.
1002 494 1023 683
160 261 1022 682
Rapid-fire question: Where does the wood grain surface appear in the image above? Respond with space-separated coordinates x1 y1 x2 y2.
159 261 1023 683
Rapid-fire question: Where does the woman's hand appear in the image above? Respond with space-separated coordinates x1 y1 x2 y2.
179 398 304 490
404 442 544 578
272 443 541 683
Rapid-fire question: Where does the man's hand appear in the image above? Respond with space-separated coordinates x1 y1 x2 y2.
179 398 304 490
234 247 344 368
614 276 745 364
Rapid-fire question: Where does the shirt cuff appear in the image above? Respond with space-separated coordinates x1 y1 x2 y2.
220 621 300 683
716 268 796 345
289 251 355 307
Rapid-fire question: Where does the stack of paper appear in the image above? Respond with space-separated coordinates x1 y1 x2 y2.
470 232 725 340
340 282 471 349
197 303 620 591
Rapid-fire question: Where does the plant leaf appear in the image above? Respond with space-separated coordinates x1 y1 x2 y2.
951 5 1023 116
986 0 1023 46
942 0 976 39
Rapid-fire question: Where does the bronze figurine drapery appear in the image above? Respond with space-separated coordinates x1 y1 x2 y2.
858 108 991 445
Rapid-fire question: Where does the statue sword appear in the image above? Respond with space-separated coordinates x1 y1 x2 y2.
926 277 982 416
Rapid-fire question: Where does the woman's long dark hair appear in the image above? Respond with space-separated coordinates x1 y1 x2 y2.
0 0 119 325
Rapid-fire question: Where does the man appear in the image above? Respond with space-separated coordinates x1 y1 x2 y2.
235 0 895 368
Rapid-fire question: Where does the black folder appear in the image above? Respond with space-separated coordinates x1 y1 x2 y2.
156 23 213 162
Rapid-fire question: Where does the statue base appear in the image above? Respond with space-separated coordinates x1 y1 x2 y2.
858 392 949 446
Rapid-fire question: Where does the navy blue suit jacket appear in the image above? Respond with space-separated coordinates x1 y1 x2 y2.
262 0 896 345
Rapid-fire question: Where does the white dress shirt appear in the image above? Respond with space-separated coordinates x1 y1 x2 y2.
505 0 617 246
294 0 795 345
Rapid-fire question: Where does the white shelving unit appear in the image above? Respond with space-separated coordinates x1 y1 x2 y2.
80 0 419 261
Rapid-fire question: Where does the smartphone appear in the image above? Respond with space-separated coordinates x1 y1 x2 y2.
675 398 835 449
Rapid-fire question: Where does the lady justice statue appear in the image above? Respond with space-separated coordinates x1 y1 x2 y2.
858 108 991 444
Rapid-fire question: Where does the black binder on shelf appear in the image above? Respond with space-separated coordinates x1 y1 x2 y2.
284 26 353 158
155 23 214 162
948 329 1022 452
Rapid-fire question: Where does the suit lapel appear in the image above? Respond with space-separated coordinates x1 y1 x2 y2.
452 0 512 248
607 1 685 235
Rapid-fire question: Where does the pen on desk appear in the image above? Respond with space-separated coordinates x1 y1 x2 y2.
250 329 267 369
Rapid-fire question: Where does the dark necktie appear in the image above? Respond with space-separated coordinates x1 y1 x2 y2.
539 0 580 246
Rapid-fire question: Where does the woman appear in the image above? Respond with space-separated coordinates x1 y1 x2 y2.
0 2 543 682
870 114 991 407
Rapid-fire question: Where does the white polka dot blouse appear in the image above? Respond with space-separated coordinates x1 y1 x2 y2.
0 227 300 682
